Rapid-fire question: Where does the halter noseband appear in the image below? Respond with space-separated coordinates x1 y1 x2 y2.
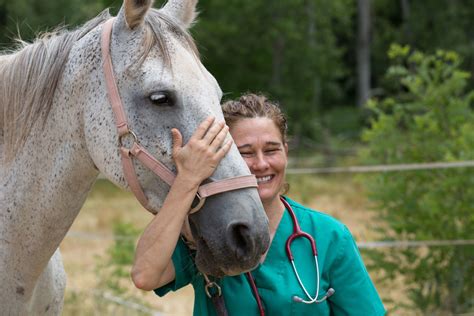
100 18 257 215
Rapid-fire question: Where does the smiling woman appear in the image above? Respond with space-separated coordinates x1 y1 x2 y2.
232 118 288 205
225 98 289 212
142 93 386 316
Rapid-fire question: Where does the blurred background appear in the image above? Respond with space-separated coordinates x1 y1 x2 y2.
1 0 473 315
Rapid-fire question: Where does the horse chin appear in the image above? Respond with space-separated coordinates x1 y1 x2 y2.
193 251 227 278
195 260 225 278
193 237 263 278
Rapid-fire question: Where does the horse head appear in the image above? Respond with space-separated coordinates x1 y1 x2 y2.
81 0 270 276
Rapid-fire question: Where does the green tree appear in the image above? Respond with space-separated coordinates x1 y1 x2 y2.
2 0 473 150
193 0 355 142
0 0 106 46
361 44 474 314
371 0 474 95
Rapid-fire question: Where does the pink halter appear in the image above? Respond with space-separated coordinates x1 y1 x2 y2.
100 18 257 214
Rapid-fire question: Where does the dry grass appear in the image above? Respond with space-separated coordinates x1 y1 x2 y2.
60 180 195 315
60 176 410 315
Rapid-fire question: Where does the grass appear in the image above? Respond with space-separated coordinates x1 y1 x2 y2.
60 179 193 316
60 176 408 315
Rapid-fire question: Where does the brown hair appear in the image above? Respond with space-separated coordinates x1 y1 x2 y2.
222 93 288 144
222 93 290 194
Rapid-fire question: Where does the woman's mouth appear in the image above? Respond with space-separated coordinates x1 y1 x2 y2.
256 175 273 184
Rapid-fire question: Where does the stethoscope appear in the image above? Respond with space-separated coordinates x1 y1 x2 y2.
245 196 335 316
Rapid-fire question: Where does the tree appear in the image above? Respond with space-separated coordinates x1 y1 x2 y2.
193 0 354 142
356 0 371 107
0 0 105 46
371 0 474 96
361 44 474 314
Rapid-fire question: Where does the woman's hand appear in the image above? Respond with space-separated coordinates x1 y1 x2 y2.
132 117 232 291
171 116 233 188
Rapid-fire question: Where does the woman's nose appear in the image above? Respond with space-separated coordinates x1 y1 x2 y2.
252 153 269 171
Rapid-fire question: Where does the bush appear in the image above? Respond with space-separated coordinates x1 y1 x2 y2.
96 220 141 295
93 220 152 313
360 44 474 314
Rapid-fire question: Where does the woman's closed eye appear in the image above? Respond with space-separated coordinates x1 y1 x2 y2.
239 151 255 158
264 148 281 155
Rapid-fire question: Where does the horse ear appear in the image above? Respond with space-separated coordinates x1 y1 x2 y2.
120 0 154 30
161 0 198 29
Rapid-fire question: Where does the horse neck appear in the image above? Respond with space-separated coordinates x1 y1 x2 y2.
0 85 99 282
1 25 103 225
0 26 105 305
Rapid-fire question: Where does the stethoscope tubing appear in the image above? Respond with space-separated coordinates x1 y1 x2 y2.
290 255 321 303
245 197 335 315
245 272 265 316
281 197 325 303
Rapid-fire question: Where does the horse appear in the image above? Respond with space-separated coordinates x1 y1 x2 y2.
0 0 270 314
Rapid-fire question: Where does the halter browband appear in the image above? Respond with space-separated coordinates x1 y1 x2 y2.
100 18 257 214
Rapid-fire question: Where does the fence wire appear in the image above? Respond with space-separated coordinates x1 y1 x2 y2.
65 231 474 249
287 160 474 174
67 287 163 316
68 159 474 315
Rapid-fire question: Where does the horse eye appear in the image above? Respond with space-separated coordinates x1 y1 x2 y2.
150 93 171 106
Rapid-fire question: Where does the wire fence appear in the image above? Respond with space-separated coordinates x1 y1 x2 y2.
63 233 474 315
89 159 474 248
286 160 474 174
67 287 163 315
65 231 474 249
85 159 474 315
97 159 474 179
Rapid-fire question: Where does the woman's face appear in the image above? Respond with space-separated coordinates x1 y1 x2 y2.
230 117 288 207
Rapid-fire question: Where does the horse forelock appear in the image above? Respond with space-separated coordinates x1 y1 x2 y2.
139 9 200 70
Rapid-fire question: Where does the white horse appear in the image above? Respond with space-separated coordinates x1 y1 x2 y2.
0 0 270 314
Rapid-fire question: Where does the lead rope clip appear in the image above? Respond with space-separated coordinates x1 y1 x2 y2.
203 273 222 298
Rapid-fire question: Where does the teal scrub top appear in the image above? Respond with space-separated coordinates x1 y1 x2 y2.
155 197 386 316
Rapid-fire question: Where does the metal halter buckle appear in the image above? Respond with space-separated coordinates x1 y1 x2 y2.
118 130 139 149
205 281 222 298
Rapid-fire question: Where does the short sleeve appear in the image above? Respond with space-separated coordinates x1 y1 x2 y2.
328 226 386 316
153 238 197 297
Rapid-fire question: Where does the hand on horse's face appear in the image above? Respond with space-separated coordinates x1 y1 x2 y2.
171 116 233 188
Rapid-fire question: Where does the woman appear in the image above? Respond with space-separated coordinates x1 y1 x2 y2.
132 94 385 315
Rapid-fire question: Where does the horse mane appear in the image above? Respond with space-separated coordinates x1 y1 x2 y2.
0 8 199 164
0 10 111 163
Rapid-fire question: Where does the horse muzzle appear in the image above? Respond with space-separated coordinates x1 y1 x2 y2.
188 189 270 277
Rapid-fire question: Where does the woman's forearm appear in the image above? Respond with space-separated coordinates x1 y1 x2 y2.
131 175 198 290
131 117 231 291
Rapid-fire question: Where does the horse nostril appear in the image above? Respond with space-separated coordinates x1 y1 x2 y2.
226 222 255 261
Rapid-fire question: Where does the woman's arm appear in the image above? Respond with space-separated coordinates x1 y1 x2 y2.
328 226 386 315
131 117 232 291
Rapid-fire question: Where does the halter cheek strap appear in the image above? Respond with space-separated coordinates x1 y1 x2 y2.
100 18 257 214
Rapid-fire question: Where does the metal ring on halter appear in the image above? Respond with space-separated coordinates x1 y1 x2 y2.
205 281 222 298
189 192 206 214
118 130 139 148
